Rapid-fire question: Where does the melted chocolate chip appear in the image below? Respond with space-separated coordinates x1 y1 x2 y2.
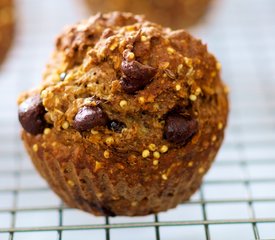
18 94 47 135
73 106 108 132
164 114 198 145
108 120 126 133
120 60 157 94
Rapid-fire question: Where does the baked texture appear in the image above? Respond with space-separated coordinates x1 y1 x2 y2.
18 12 228 216
0 0 14 64
85 0 211 28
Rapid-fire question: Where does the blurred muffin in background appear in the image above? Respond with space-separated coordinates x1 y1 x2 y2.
0 0 14 64
85 0 211 28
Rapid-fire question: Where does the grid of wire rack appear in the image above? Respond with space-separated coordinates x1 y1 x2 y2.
0 0 275 239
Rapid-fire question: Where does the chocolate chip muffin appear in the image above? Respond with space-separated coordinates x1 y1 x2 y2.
0 0 14 64
18 12 228 216
85 0 211 28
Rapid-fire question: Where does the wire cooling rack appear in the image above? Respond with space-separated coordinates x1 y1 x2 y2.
0 0 275 239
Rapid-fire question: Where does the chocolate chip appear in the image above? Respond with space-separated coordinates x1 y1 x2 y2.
108 120 126 133
164 114 198 145
120 60 157 93
18 94 47 135
73 106 108 132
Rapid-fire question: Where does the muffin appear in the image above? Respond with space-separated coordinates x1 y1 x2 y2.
85 0 211 28
0 0 14 64
18 12 228 216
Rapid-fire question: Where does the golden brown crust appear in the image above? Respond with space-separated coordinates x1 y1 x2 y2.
0 0 14 64
19 12 229 216
85 0 211 29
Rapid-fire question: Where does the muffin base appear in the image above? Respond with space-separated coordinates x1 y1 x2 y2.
22 130 221 216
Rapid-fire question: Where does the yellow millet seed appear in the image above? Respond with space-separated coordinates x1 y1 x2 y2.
141 35 147 42
94 161 103 171
216 62 222 70
127 52 135 60
162 174 168 180
177 64 183 74
148 143 156 151
67 180 75 187
138 96 145 104
188 161 194 167
62 121 69 129
189 94 197 101
119 100 128 108
142 149 150 158
159 62 170 69
105 137 114 145
91 129 99 135
153 160 159 166
160 145 168 153
198 167 205 174
195 87 202 96
109 42 118 51
32 144 38 152
212 135 217 142
104 150 110 159
175 84 181 91
167 47 175 54
218 122 223 130
44 128 51 135
153 151 160 159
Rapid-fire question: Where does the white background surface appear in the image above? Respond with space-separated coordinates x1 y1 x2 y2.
0 0 275 239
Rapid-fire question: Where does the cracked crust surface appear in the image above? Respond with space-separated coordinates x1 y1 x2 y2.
19 12 229 216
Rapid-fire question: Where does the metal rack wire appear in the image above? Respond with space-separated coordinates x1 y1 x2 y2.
0 0 275 239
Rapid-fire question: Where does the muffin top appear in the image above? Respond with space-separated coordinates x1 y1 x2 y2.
18 12 227 158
